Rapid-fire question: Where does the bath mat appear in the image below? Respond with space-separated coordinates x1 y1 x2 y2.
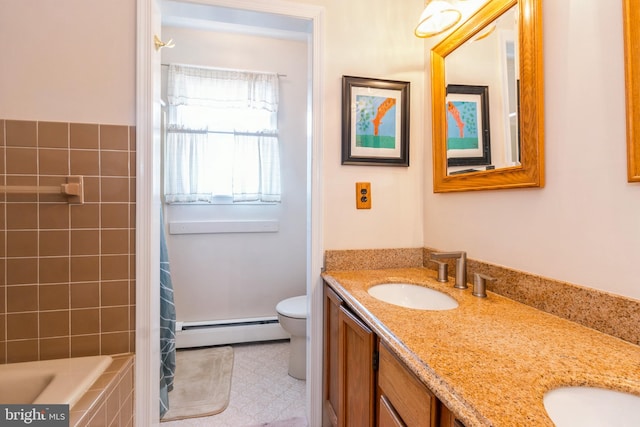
161 346 234 422
243 417 308 427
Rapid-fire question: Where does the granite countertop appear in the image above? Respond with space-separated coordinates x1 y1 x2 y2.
322 267 640 427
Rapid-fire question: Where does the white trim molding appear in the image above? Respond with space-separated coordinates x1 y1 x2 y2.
136 0 325 425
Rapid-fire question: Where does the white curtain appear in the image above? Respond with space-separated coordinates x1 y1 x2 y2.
164 64 281 203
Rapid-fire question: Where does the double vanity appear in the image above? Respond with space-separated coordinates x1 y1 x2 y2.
322 264 640 426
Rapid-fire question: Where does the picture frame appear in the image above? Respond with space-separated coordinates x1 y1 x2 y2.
341 76 410 166
445 84 491 167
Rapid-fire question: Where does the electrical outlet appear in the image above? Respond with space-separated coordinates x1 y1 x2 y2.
356 182 371 209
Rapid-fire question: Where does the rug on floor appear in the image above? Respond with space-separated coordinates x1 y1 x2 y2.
161 346 234 422
244 417 307 427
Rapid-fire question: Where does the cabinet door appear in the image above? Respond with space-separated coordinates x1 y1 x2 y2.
324 285 343 427
339 305 376 427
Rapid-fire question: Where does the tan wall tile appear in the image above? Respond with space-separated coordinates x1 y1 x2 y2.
101 332 130 354
39 230 70 256
6 339 38 363
129 177 136 202
100 177 129 203
100 151 130 177
39 204 70 229
70 123 99 149
1 119 137 362
101 204 128 229
6 312 38 340
6 203 37 229
71 229 100 256
38 121 69 148
40 310 70 338
71 204 100 228
101 281 129 307
39 148 70 175
6 120 37 147
39 284 70 310
39 257 70 284
101 255 129 281
101 307 129 333
101 229 129 255
83 177 101 202
7 230 37 257
71 282 100 309
6 285 38 313
71 256 100 282
100 125 129 151
71 334 101 357
6 258 37 285
6 147 37 174
70 149 100 176
40 337 71 360
71 309 100 335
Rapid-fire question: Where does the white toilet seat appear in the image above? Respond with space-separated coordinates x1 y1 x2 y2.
276 295 307 319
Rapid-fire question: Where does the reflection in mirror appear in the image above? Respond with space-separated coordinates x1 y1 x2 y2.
431 0 544 192
445 5 518 175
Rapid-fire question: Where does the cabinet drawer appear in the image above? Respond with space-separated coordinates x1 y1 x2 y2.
378 343 436 427
379 395 406 427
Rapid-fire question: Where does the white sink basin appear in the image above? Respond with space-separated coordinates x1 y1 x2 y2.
367 283 458 311
543 386 640 426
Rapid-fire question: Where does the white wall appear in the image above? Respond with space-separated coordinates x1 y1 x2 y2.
0 0 135 125
160 27 309 321
424 0 640 300
292 0 427 250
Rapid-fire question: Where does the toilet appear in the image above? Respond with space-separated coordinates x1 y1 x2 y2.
276 295 308 380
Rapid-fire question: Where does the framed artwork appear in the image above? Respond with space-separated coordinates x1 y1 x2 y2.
445 84 491 167
341 76 410 166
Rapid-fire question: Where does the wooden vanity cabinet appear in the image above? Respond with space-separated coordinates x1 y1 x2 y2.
324 284 376 427
324 283 464 427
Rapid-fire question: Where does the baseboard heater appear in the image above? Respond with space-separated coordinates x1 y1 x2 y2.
175 316 289 348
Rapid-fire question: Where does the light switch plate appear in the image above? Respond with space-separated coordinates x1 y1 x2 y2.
356 182 371 209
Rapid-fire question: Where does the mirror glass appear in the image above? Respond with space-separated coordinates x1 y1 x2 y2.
431 0 544 192
445 5 518 175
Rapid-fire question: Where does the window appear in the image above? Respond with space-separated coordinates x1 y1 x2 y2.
164 64 281 203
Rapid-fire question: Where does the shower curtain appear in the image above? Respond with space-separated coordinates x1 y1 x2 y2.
159 208 176 418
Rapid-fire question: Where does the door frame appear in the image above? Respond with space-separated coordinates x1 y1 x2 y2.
136 0 325 425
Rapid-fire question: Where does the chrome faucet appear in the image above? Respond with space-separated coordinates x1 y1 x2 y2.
431 251 468 289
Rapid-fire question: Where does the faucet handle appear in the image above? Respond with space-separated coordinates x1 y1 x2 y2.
431 251 466 260
472 273 495 298
433 260 449 282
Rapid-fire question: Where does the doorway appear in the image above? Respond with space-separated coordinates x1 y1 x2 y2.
136 0 325 425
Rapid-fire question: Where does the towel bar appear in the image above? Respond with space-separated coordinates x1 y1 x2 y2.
0 175 84 204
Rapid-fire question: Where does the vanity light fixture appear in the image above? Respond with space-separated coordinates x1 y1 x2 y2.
414 0 462 38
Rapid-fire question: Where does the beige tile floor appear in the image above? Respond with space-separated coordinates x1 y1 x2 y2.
162 340 307 427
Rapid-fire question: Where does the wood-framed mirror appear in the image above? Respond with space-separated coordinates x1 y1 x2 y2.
623 0 640 182
431 0 544 192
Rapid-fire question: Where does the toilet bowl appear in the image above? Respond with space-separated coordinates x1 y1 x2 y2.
276 295 308 380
